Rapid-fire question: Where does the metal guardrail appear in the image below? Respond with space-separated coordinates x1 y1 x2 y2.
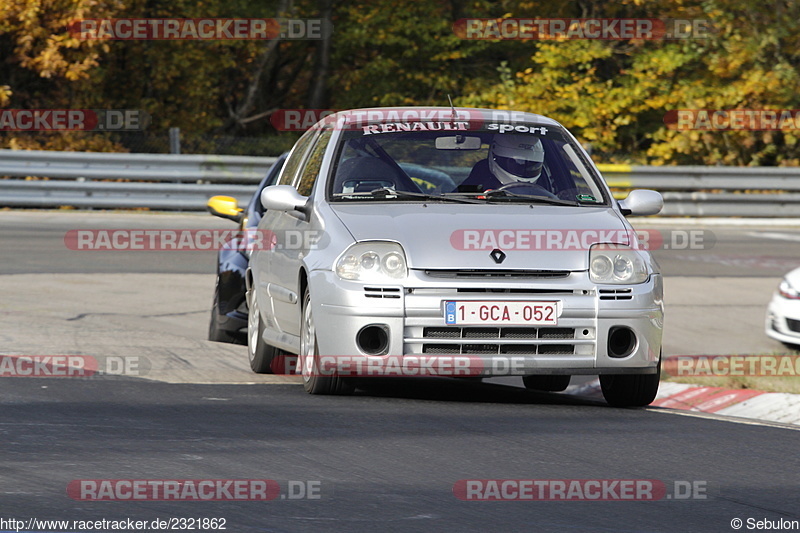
597 164 800 192
0 149 798 216
659 192 800 217
0 149 275 210
596 164 800 217
0 149 276 183
0 180 257 210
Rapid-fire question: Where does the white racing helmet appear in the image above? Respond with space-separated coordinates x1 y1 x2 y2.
488 135 545 184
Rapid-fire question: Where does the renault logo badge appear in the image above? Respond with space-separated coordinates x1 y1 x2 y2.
490 249 506 264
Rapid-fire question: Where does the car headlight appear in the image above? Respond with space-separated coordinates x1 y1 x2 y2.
336 241 408 281
589 244 648 284
779 279 800 299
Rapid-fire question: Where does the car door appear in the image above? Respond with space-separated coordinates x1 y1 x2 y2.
253 130 318 337
268 127 333 336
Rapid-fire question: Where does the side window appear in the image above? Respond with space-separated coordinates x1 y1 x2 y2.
295 129 333 197
276 129 318 186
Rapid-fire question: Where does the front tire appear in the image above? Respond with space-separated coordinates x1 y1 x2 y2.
298 287 354 395
208 289 245 345
600 357 661 407
247 290 280 374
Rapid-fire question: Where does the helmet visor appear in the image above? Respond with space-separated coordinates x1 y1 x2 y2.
493 155 543 179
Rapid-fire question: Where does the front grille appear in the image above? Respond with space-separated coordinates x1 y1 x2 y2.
463 343 499 354
787 318 800 333
423 326 574 340
419 326 578 355
423 344 461 354
421 343 575 355
364 287 401 299
538 344 575 355
501 327 538 339
423 269 571 279
463 327 501 339
408 288 577 296
455 288 574 294
599 288 633 300
423 327 461 338
539 328 576 339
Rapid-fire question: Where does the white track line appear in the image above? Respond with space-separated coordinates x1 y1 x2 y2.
745 231 800 242
644 406 800 431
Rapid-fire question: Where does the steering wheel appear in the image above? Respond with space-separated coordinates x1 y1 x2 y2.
492 182 559 199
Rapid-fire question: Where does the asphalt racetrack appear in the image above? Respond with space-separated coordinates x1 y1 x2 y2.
0 211 798 532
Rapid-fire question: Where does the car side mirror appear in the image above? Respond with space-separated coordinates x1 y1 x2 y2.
207 195 244 223
260 185 309 213
618 189 663 216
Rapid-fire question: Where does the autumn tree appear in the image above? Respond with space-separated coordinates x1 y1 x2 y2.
461 0 800 165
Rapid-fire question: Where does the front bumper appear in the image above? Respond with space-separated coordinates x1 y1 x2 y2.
765 293 800 345
309 269 663 376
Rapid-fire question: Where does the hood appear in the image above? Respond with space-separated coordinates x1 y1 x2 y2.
331 203 630 271
785 267 800 288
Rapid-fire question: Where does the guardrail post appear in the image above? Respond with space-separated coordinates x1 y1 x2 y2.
169 127 181 155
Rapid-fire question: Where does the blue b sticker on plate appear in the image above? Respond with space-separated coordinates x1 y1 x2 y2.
444 301 457 325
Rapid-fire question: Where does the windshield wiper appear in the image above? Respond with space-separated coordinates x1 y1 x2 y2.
479 189 580 206
333 188 484 204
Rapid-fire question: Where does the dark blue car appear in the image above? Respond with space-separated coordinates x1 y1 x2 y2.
207 153 287 344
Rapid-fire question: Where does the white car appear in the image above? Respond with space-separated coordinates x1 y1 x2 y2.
766 267 800 348
246 106 665 406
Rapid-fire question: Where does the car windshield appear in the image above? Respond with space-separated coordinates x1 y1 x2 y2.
328 121 607 205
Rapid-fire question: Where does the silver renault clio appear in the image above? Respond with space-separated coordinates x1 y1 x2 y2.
246 107 664 406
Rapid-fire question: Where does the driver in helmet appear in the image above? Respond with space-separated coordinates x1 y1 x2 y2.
459 134 546 192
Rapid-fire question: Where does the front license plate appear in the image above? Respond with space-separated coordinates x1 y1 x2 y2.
444 301 559 326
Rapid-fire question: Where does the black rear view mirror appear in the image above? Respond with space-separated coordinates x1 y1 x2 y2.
435 135 482 150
